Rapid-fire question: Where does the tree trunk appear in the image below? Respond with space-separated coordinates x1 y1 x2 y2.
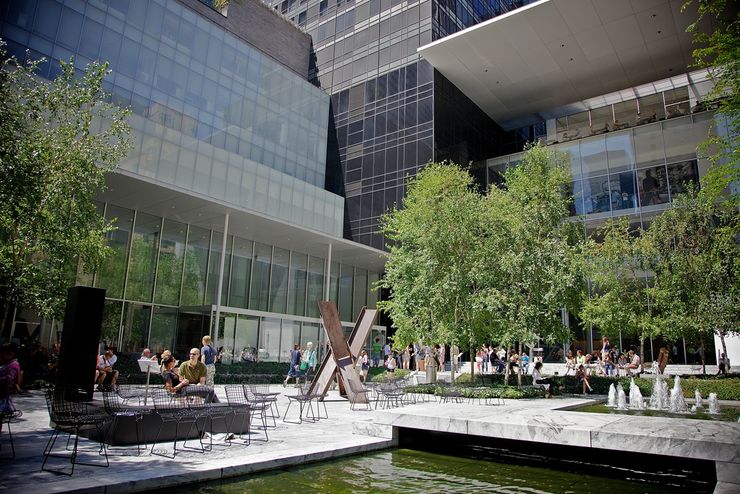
719 331 729 374
0 298 10 338
700 335 706 375
470 345 475 381
504 347 510 386
639 337 645 372
450 342 455 384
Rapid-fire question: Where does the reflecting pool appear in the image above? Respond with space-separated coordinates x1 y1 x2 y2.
166 449 704 494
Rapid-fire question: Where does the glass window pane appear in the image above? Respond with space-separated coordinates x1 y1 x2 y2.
637 93 664 121
231 315 258 363
306 256 325 318
206 232 231 305
287 253 308 316
583 176 611 214
667 160 699 198
634 123 665 168
126 212 161 303
149 306 177 355
300 322 320 357
259 317 281 362
570 180 585 216
100 300 123 349
605 131 634 173
329 261 339 304
367 273 379 309
662 117 696 162
228 237 253 309
338 264 353 322
637 165 669 207
96 205 133 299
269 247 289 313
121 302 151 353
154 219 187 306
353 268 367 317
249 243 272 311
580 136 608 177
181 226 211 306
556 142 582 178
280 320 300 362
613 100 637 129
608 171 638 212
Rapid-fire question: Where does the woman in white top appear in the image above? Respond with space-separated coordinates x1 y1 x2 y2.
532 362 553 398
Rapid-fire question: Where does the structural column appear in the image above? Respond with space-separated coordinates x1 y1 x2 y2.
213 212 230 346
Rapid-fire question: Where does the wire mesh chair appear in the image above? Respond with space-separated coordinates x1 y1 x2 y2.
149 389 204 458
102 391 145 456
249 383 280 421
346 379 372 411
244 385 277 428
0 400 20 459
282 382 317 424
224 385 268 444
42 387 110 475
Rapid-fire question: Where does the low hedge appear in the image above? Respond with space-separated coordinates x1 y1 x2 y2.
404 383 544 400
370 369 411 382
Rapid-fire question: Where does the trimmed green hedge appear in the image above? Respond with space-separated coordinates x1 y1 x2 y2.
404 383 544 400
370 369 411 382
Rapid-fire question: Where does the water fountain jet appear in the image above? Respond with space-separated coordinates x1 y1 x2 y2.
629 378 644 410
707 393 720 414
616 383 627 410
669 376 688 413
607 384 617 407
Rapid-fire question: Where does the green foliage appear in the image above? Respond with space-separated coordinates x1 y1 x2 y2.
369 368 411 382
403 382 544 399
379 144 584 358
0 43 131 326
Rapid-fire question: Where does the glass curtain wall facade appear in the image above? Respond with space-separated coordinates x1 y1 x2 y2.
482 109 724 364
91 201 381 361
268 0 532 249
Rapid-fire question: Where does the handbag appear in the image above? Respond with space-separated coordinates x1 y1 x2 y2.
299 360 309 371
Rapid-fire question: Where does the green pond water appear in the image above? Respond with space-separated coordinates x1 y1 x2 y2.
167 449 702 494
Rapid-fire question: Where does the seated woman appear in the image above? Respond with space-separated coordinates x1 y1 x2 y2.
161 356 187 395
576 364 592 394
531 362 553 398
564 351 576 376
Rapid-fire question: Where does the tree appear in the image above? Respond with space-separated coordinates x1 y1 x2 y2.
0 43 131 333
476 143 583 383
378 162 486 376
580 219 658 367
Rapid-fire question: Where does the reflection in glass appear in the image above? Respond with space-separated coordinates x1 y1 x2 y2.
367 272 379 309
605 131 634 173
259 317 281 362
269 247 290 313
155 219 187 306
280 320 300 362
579 136 608 177
96 205 133 299
570 180 585 216
353 268 367 317
126 212 161 302
288 253 308 316
206 232 231 305
663 117 696 162
329 261 340 303
121 302 151 353
181 226 210 306
150 306 177 354
338 264 354 322
633 124 665 168
100 300 123 349
637 165 669 206
667 160 699 198
608 171 638 212
583 176 611 214
228 237 253 309
233 315 259 363
306 256 325 318
249 243 272 311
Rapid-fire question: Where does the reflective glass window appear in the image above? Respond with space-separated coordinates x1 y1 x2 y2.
634 124 665 168
228 237 253 309
637 165 669 207
126 212 161 303
287 253 308 316
259 317 281 362
149 306 178 354
306 256 325 318
181 226 211 306
280 320 300 362
667 160 699 198
605 131 634 173
608 171 638 212
663 118 696 162
249 243 272 311
154 219 187 306
206 232 231 305
96 205 133 299
570 180 585 216
353 268 367 317
100 300 123 349
269 248 290 314
121 302 151 353
582 176 611 214
34 0 61 39
579 136 608 177
234 315 259 363
329 261 340 303
367 273 379 309
338 264 354 322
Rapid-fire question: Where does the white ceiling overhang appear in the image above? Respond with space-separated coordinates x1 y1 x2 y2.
418 0 704 130
99 171 388 273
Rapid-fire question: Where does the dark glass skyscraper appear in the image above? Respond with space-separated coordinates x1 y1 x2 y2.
269 0 536 249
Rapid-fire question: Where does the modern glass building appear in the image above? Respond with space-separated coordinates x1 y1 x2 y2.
0 0 387 361
267 0 538 249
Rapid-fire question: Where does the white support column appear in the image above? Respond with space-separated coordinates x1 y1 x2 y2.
213 212 230 347
324 243 332 301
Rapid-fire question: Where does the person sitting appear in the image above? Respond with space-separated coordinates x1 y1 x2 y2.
717 353 730 376
178 348 217 402
576 364 592 394
603 353 615 376
575 349 586 367
656 346 669 375
564 351 576 376
623 350 642 376
520 353 530 374
385 352 397 379
531 362 553 398
140 348 157 361
96 350 119 391
161 356 185 395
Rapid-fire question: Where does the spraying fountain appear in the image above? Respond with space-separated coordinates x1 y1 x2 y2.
669 376 688 413
616 383 627 410
694 389 703 410
607 383 617 407
649 374 670 410
708 393 720 414
628 378 644 410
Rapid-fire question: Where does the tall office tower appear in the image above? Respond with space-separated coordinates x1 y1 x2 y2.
268 0 537 249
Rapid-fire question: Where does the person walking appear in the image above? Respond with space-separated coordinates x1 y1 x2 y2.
284 344 302 387
303 341 317 377
201 335 217 387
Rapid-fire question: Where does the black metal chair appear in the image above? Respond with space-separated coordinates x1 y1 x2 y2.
0 402 20 459
149 389 204 458
224 385 268 444
249 383 280 421
42 388 110 475
102 391 145 456
282 382 317 424
244 384 277 428
347 379 372 411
